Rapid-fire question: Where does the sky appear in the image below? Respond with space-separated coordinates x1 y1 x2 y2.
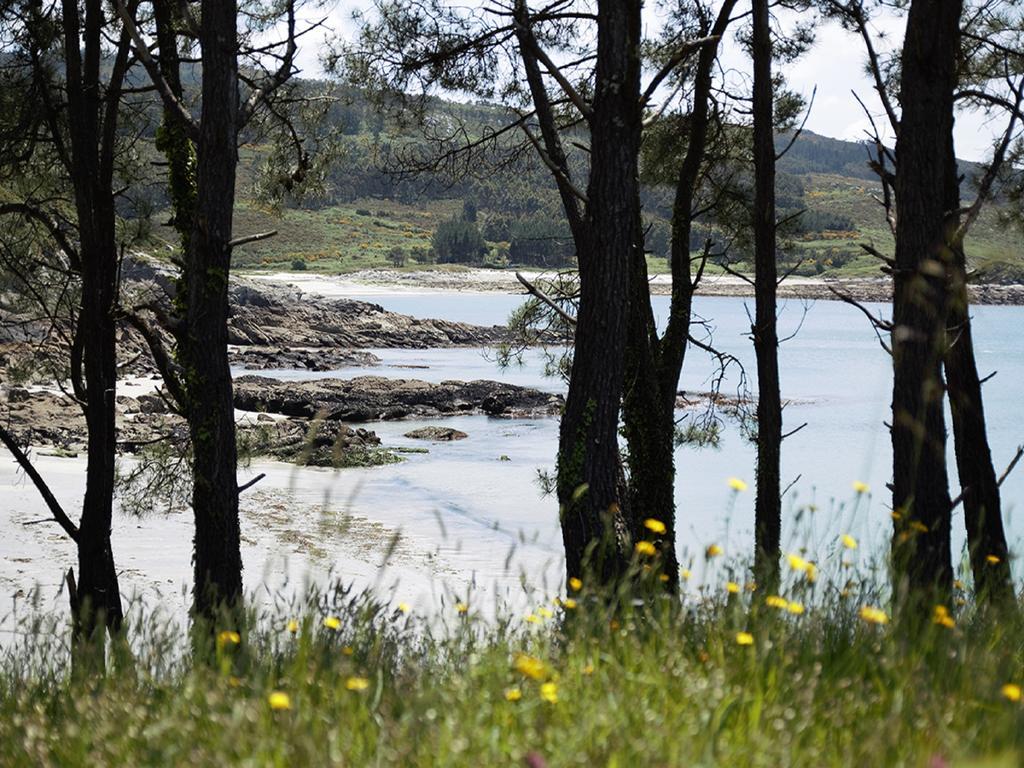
291 1 1005 163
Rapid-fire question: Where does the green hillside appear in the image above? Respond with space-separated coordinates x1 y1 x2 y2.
187 92 1023 282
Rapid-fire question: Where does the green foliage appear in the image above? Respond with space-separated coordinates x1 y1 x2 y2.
431 216 487 265
3 573 1024 766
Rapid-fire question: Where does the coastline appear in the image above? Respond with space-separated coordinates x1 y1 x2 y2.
252 268 1024 306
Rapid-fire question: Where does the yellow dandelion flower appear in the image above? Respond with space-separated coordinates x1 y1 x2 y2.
806 563 818 583
341 646 354 656
217 630 241 646
841 534 858 550
514 653 547 681
540 682 558 704
537 606 554 619
787 601 805 615
1002 684 1022 702
398 602 411 614
986 554 1002 565
345 677 370 691
323 616 341 631
787 553 810 572
569 577 583 592
765 595 788 609
658 573 670 583
635 540 657 556
735 631 754 646
859 606 889 625
456 602 469 614
644 518 667 535
853 481 870 494
504 688 522 702
524 613 541 624
582 663 595 675
286 619 299 634
706 544 723 558
681 568 692 580
933 605 955 629
726 581 741 594
268 691 291 710
727 477 748 492
563 598 578 610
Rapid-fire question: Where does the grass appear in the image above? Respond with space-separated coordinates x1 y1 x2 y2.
3 559 1024 767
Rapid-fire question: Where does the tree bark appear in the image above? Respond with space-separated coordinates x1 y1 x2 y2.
621 0 737 591
59 0 126 649
556 0 642 585
890 0 961 601
751 0 782 589
185 0 243 617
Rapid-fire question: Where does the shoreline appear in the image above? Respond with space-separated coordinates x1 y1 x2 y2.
250 267 1024 306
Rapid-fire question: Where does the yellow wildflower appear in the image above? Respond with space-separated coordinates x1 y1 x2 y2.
635 540 657 556
726 581 740 594
681 568 692 580
933 605 955 629
765 595 788 609
582 663 595 675
986 554 1002 565
728 477 748 492
456 602 469 614
852 481 870 494
891 511 902 521
514 653 547 681
397 602 411 614
659 573 670 583
537 606 554 619
217 630 240 646
735 631 754 646
706 544 723 558
1002 684 1022 702
841 534 858 550
563 598 578 610
787 553 810 572
268 691 291 711
540 682 558 704
859 606 889 625
909 520 929 533
286 619 299 634
953 579 966 590
787 601 805 615
345 677 370 691
569 577 583 592
524 614 541 625
505 688 522 702
323 616 341 631
341 646 354 656
644 518 667 535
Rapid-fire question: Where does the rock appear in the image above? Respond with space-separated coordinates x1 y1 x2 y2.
137 393 169 414
7 386 30 403
233 375 563 422
404 426 469 441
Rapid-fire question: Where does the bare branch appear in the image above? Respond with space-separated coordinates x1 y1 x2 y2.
0 425 79 542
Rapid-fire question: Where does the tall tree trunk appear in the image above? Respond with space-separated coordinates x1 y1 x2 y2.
890 0 961 602
60 0 124 654
623 221 679 586
186 0 243 618
946 250 1013 603
556 0 642 585
621 0 737 593
751 0 782 588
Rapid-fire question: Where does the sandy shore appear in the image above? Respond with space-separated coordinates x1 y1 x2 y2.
254 268 1024 306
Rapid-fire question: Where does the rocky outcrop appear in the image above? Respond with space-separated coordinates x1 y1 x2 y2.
404 426 469 441
233 375 563 421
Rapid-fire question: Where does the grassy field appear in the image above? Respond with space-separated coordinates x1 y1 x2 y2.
3 559 1024 767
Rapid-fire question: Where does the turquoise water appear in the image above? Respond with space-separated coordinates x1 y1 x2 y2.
317 292 1024 575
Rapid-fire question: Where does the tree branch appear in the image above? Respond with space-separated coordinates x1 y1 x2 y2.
0 424 79 542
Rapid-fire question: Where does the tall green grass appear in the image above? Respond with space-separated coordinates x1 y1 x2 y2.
2 564 1024 767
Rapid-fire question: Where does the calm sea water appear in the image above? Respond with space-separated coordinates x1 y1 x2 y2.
254 290 1024 578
